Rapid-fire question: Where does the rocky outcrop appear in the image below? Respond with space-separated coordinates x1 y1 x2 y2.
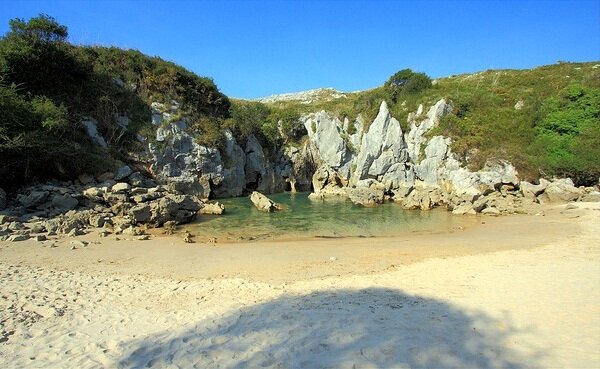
212 130 245 198
346 185 385 207
405 99 453 163
541 178 583 203
303 111 354 177
249 191 281 212
148 103 301 199
353 101 410 184
0 171 224 242
302 97 599 214
309 165 348 199
150 119 221 198
199 202 225 215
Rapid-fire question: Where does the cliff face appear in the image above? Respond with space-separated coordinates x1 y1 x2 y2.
69 91 593 215
144 102 317 199
300 99 542 213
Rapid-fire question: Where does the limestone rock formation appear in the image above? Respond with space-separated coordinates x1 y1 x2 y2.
212 130 245 198
346 186 385 207
250 191 282 212
542 178 583 203
199 202 226 215
310 165 348 199
303 111 354 177
353 101 409 183
150 119 221 198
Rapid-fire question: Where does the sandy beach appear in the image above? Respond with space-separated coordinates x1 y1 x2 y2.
1 202 599 368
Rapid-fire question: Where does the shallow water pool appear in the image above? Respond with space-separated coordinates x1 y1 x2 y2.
187 192 469 242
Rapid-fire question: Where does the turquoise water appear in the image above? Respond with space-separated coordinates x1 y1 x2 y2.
188 192 468 242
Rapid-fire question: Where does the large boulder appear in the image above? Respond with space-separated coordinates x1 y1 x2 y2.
199 202 225 215
129 203 152 223
311 165 348 197
400 186 445 210
249 191 281 212
542 178 583 203
17 190 49 208
520 179 550 200
51 194 78 212
346 186 384 207
114 165 133 181
133 194 203 226
478 160 520 189
579 189 600 202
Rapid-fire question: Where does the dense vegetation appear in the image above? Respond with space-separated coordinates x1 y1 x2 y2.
0 15 229 189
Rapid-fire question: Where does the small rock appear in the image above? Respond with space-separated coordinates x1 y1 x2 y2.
67 228 85 237
0 214 14 224
8 234 29 242
51 194 78 211
114 165 133 181
111 182 131 194
70 240 89 248
329 256 338 261
28 223 46 233
33 235 47 242
565 204 578 210
137 235 150 241
183 231 194 243
17 190 49 208
481 207 501 216
8 221 25 230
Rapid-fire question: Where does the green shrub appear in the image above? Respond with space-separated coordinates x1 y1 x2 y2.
530 83 600 184
385 68 432 101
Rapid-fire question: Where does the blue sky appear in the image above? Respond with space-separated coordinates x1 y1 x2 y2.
2 0 599 98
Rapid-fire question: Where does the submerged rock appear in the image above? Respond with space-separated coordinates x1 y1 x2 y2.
250 191 282 212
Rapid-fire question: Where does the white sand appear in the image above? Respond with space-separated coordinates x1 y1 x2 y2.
1 203 599 368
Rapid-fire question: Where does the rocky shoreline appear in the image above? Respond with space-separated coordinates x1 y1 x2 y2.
2 98 599 244
0 167 224 244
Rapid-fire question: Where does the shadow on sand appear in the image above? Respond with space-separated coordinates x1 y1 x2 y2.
117 288 542 369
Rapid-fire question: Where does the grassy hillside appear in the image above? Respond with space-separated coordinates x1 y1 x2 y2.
264 62 600 184
0 15 229 189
